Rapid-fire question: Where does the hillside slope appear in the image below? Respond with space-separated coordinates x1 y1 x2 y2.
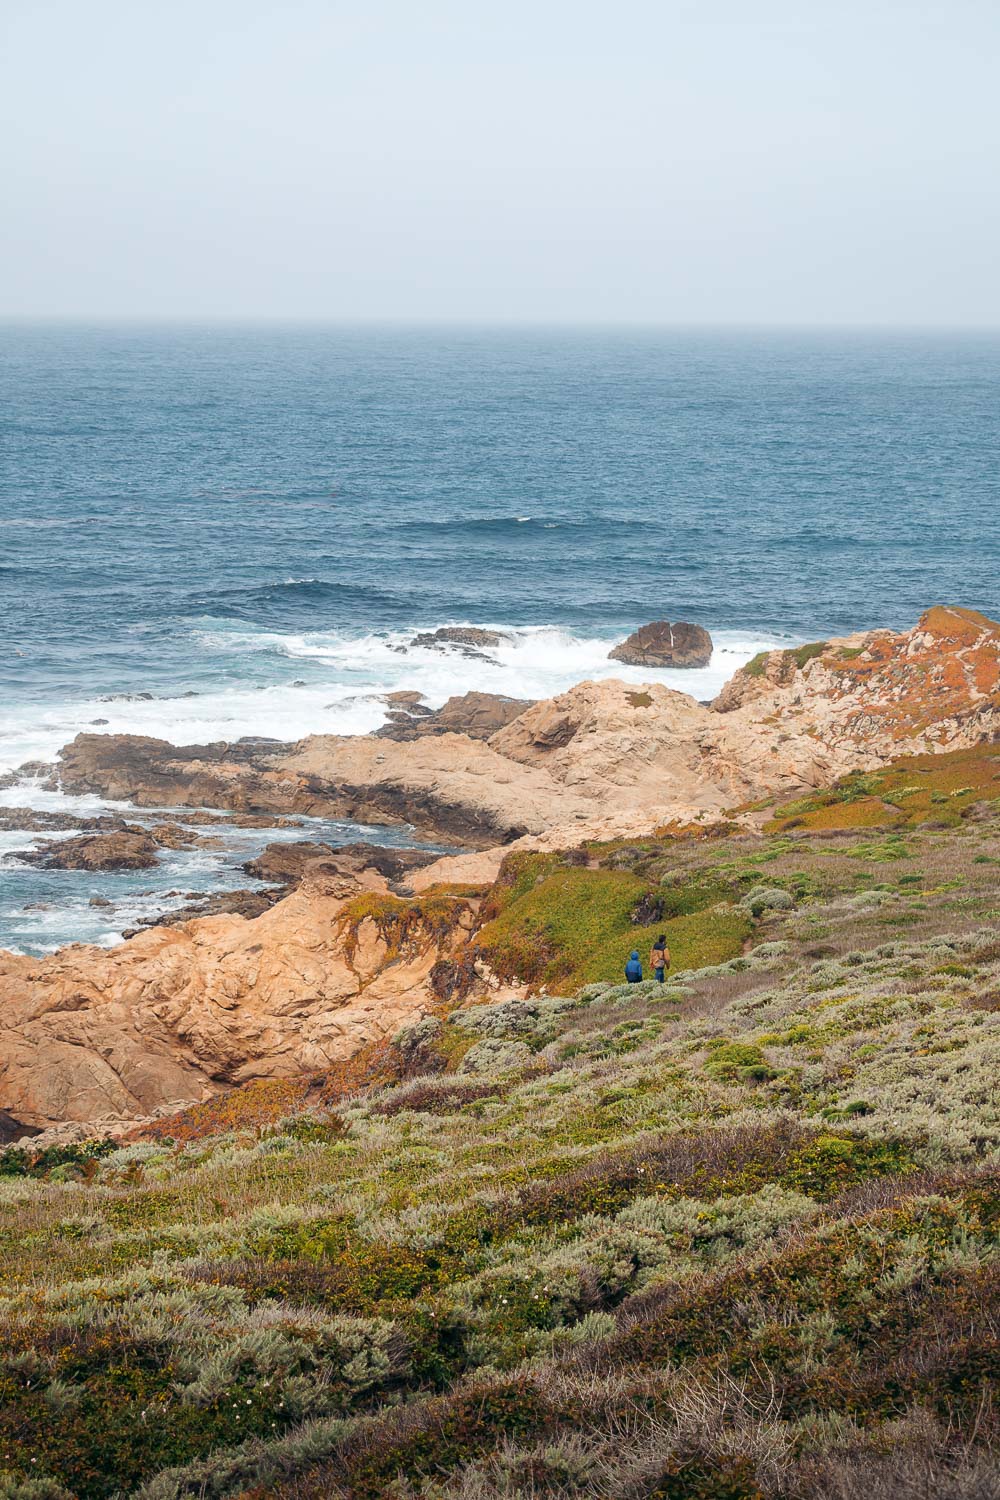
0 750 997 1500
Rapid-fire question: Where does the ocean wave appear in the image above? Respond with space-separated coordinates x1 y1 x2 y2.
390 515 583 536
188 576 408 623
0 621 791 790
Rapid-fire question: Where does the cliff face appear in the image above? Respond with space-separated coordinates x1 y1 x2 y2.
0 871 480 1135
712 605 1000 741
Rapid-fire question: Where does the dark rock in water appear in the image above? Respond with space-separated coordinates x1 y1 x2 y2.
0 1109 41 1144
23 830 160 872
0 761 52 790
243 840 346 884
378 691 532 742
91 718 109 726
409 626 508 656
123 887 283 936
148 823 201 850
609 621 713 669
325 842 442 884
0 807 123 835
386 690 429 707
99 691 155 702
89 896 113 908
244 839 440 888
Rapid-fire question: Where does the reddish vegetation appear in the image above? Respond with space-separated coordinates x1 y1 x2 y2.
766 741 1000 834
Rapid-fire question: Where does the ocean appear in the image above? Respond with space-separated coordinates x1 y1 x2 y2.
2 324 999 952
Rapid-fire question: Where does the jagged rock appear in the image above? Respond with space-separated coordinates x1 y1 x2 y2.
0 808 124 835
243 840 440 888
243 840 346 883
378 691 532 742
124 888 283 935
409 626 508 654
609 621 713 669
386 690 430 708
23 829 161 871
149 824 201 850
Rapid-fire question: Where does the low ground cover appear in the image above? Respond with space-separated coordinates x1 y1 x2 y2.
0 747 997 1498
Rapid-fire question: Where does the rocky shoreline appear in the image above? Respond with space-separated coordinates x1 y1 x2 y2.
1 605 998 1138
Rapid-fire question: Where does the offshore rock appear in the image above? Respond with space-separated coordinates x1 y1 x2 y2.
409 626 508 654
245 840 440 887
609 620 713 669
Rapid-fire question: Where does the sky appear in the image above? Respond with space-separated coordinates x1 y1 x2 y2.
1 0 998 324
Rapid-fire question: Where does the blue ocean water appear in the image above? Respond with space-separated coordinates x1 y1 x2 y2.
2 324 999 950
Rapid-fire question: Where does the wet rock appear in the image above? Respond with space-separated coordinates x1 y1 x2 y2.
24 830 160 872
386 690 429 707
123 888 283 935
242 841 346 884
0 808 122 835
609 620 713 669
409 626 509 655
148 823 201 850
244 840 440 888
377 691 532 742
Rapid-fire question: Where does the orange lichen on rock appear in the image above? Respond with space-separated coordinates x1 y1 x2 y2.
713 606 1000 762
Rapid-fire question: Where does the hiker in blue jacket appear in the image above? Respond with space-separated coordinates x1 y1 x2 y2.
625 950 643 983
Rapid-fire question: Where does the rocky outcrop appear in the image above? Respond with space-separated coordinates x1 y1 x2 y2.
377 691 532 742
0 872 483 1134
22 829 161 871
47 608 1000 856
53 731 590 845
50 734 299 810
242 839 439 888
609 620 713 669
6 605 1000 1134
711 608 1000 746
409 626 508 654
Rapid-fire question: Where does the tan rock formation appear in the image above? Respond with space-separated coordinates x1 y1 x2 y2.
47 607 1000 855
0 872 481 1134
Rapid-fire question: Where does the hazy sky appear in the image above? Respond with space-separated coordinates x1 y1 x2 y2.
2 0 998 323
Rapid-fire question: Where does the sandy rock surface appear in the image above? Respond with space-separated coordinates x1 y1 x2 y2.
0 871 481 1133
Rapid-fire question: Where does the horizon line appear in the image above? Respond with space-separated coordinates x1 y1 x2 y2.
3 315 1000 334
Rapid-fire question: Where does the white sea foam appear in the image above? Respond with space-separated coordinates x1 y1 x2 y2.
0 622 792 952
0 623 789 789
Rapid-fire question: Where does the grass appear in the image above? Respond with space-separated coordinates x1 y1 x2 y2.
766 744 1000 834
0 747 997 1498
472 859 751 992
